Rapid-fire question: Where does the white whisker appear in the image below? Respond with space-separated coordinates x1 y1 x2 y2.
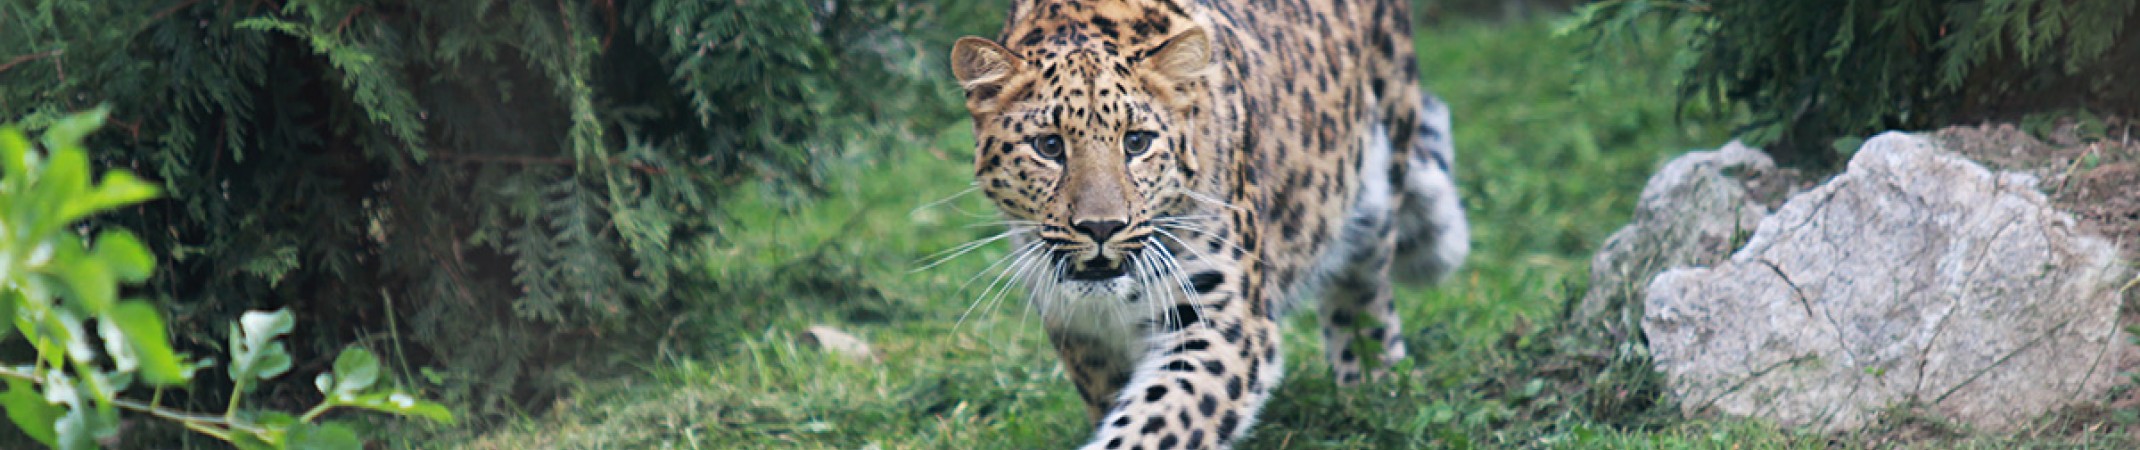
1153 225 1239 262
1180 189 1241 212
911 227 1027 272
914 226 1031 272
1150 238 1207 331
910 185 980 216
966 220 1040 229
1130 251 1165 333
984 243 1051 314
955 240 1045 328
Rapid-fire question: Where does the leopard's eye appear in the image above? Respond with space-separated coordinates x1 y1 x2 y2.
1123 131 1158 157
1031 134 1065 160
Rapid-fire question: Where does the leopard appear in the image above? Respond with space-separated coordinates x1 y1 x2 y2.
946 0 1469 447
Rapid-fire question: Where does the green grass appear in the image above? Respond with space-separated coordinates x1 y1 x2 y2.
405 16 2131 450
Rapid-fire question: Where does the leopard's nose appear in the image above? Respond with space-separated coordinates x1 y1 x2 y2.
1073 220 1126 243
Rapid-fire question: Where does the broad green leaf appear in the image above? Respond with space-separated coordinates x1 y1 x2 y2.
284 421 363 450
229 309 297 383
110 300 188 385
65 171 161 221
48 309 94 366
329 347 380 395
90 230 155 283
38 106 107 154
0 126 30 183
54 255 116 315
0 290 17 343
39 146 90 224
342 391 454 424
1 377 60 448
228 431 278 450
256 343 294 380
97 315 138 373
255 410 299 428
52 380 117 450
240 309 297 341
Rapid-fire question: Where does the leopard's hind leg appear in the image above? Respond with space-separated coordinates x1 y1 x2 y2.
1390 93 1469 283
1319 121 1410 385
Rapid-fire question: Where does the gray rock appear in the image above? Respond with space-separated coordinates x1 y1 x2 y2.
1575 141 1796 338
1643 132 2132 432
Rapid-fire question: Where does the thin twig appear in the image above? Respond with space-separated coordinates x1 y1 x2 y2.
0 49 62 75
333 6 367 36
599 0 617 51
148 0 205 24
0 366 271 436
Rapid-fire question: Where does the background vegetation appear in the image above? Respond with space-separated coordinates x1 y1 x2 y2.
2 0 1004 433
1568 0 2139 166
3 0 2135 448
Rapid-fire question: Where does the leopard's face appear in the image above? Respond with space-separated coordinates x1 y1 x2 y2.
951 27 1214 296
970 54 1193 290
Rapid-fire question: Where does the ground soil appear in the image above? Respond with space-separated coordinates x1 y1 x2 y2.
1932 119 2140 262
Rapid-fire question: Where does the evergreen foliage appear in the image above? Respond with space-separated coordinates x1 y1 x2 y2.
1 0 1000 418
1567 0 2140 165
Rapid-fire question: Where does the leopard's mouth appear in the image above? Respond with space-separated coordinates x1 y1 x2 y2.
1053 243 1137 282
1065 256 1128 280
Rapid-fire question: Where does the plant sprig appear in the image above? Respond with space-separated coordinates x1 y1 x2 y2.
1 109 451 449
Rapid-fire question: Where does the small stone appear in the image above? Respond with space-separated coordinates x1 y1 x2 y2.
801 325 879 363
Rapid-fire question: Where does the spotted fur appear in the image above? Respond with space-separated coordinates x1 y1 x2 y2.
947 0 1468 447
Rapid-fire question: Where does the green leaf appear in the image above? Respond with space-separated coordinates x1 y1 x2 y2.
256 343 294 381
89 230 156 283
110 300 189 385
38 106 107 154
330 347 380 395
51 381 116 450
46 308 94 367
229 309 298 384
38 145 91 224
342 391 455 425
0 290 17 343
0 126 30 183
64 171 161 222
54 252 117 315
241 309 297 340
284 421 363 450
1 377 60 448
1830 136 1867 157
228 434 278 450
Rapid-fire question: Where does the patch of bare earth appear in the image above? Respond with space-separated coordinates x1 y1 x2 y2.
1933 119 2140 259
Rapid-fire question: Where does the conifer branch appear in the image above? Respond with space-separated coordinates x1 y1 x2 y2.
427 152 669 175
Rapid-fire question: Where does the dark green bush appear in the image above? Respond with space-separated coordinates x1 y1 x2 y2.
1 0 1000 418
1568 0 2139 165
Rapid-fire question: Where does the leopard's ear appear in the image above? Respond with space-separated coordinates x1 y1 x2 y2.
951 37 1021 114
1141 28 1215 109
1144 28 1215 84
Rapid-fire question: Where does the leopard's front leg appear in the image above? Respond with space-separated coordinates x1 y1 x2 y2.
1081 307 1282 450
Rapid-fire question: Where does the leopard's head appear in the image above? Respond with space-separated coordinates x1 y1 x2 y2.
950 5 1215 295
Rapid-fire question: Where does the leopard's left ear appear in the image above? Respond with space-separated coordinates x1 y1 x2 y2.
952 36 1023 114
1142 28 1216 108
